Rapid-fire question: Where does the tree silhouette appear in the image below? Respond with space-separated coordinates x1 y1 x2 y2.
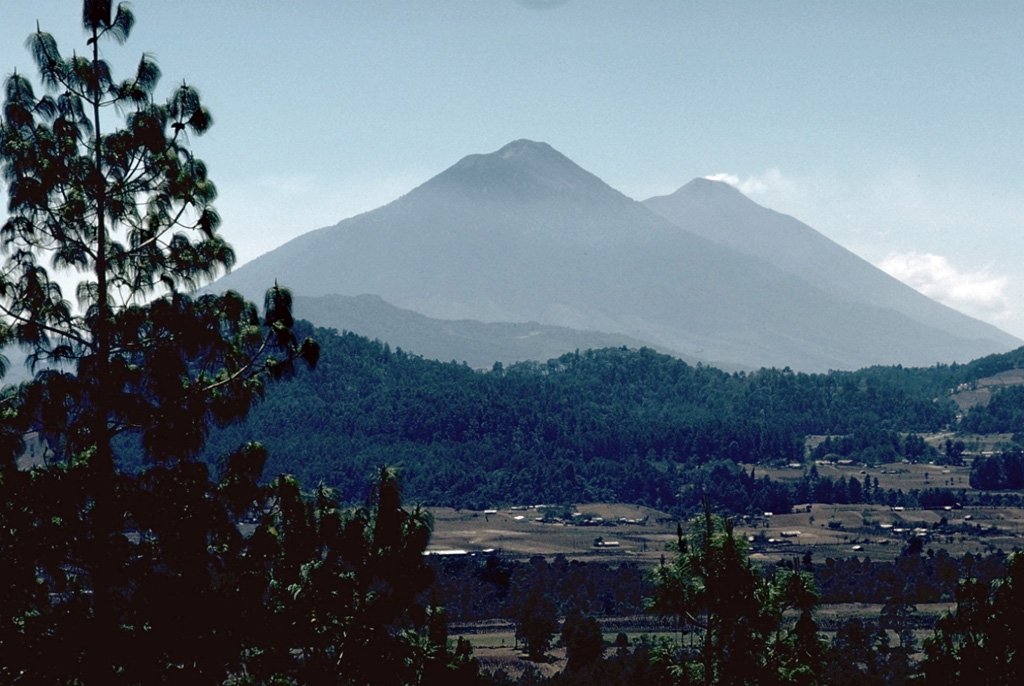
562 609 604 672
647 496 824 685
517 588 559 662
0 0 316 469
0 2 316 683
242 467 437 685
921 551 1024 685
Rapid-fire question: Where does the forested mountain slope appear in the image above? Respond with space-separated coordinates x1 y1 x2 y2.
191 323 1022 511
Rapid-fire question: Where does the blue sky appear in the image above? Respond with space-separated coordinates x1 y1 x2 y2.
4 1 1024 338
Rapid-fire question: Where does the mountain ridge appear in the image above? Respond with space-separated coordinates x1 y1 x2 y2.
293 293 712 370
211 139 1019 371
643 178 1017 349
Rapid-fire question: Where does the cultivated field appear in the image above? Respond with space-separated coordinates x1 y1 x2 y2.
427 502 673 564
427 458 1024 673
427 458 1024 565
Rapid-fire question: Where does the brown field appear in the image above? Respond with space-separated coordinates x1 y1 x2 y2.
429 500 1024 566
950 368 1024 411
427 503 677 564
429 452 1024 673
756 458 974 491
428 458 1024 565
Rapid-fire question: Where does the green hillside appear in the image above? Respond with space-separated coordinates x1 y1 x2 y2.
184 322 1024 512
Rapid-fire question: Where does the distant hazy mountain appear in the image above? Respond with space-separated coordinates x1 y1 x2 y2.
293 293 702 369
213 139 1019 371
643 178 1019 351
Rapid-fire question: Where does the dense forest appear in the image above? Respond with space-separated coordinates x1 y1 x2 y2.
176 322 1024 512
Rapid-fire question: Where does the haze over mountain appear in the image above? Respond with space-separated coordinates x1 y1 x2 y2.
214 140 1020 372
292 294 699 370
643 179 1018 351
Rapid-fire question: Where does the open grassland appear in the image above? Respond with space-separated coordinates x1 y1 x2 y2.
428 500 1024 565
427 503 675 564
744 501 1024 561
950 368 1024 411
757 458 972 492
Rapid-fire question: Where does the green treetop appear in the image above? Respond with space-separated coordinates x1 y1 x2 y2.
0 0 317 470
0 2 324 683
647 496 825 685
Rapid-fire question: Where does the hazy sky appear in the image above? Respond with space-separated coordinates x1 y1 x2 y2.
3 1 1024 338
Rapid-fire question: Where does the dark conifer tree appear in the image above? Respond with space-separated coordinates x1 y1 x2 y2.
0 2 320 683
921 551 1024 685
647 496 824 685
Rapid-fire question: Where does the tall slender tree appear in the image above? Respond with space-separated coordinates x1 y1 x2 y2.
0 0 317 466
0 2 317 683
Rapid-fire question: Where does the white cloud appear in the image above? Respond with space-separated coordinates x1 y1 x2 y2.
704 172 740 186
878 251 1013 323
699 169 1024 337
704 169 800 202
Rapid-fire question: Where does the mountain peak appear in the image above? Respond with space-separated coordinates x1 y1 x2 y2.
497 138 559 160
212 141 1020 372
674 176 757 205
687 176 740 191
643 176 768 224
420 139 623 204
